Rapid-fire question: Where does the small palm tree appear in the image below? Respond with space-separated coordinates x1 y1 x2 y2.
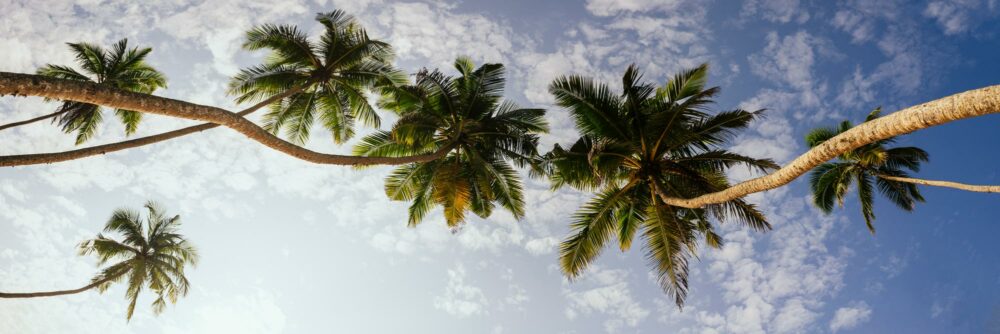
0 202 198 321
354 57 548 229
228 10 404 145
540 64 777 307
36 39 167 144
806 108 927 234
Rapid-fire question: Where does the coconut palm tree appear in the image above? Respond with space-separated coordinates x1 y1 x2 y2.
806 108 927 234
228 10 405 145
0 202 198 321
353 57 548 229
540 64 777 307
31 39 167 144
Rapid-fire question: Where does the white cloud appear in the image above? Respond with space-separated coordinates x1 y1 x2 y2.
371 2 518 69
772 298 820 333
157 0 309 75
161 290 287 334
585 0 683 16
742 0 810 24
831 10 875 43
829 302 873 332
749 31 830 92
434 263 489 318
563 267 649 333
923 0 998 35
524 237 560 256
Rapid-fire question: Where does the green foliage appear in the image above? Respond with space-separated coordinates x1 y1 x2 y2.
542 64 777 307
229 10 405 144
36 39 167 144
805 107 928 234
77 202 198 321
355 57 549 229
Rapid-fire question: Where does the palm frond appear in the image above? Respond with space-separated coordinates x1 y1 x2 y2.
560 182 636 278
809 162 855 213
548 75 628 140
658 63 709 102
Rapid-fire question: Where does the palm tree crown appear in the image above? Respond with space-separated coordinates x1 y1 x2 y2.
541 64 777 307
37 39 167 144
77 201 198 320
228 10 405 144
806 107 928 233
354 57 548 229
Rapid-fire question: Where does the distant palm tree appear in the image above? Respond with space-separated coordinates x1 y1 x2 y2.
0 202 198 321
806 107 927 234
33 39 167 144
228 10 404 145
354 57 548 229
540 64 777 307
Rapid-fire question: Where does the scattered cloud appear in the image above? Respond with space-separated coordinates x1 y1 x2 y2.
829 301 873 332
923 0 999 35
434 263 489 318
742 0 810 24
563 267 649 333
585 0 683 16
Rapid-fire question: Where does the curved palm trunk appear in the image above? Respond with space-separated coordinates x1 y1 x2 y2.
0 270 126 298
3 72 1000 180
0 73 453 166
654 84 1000 208
877 175 1000 193
0 109 66 131
0 84 305 167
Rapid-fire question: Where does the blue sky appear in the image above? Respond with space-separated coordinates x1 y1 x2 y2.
1 0 1000 333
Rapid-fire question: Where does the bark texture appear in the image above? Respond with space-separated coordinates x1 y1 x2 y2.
0 83 305 167
878 175 1000 193
655 84 1000 208
3 72 1000 201
0 72 450 166
0 270 125 298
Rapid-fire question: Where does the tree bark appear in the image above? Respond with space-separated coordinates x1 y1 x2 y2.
0 83 305 167
877 175 1000 193
653 84 1000 208
0 109 66 131
4 72 1000 195
0 270 126 298
0 72 452 166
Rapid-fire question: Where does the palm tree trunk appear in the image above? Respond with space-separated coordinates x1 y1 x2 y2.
0 83 306 167
0 109 66 131
877 175 1000 193
652 84 1000 209
0 72 455 166
4 72 999 176
0 270 126 298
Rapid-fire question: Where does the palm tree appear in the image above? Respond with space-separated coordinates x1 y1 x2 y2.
540 64 777 307
228 10 404 145
806 107 927 234
0 202 198 321
354 57 548 229
32 39 167 144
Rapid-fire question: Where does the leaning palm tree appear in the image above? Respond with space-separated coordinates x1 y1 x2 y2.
31 39 167 144
0 202 198 321
806 107 927 234
228 10 405 145
540 64 777 307
354 57 548 229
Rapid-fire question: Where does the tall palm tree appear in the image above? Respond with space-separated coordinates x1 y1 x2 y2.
228 10 405 145
806 108 927 234
354 57 548 229
540 64 777 307
0 202 198 321
34 39 167 144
